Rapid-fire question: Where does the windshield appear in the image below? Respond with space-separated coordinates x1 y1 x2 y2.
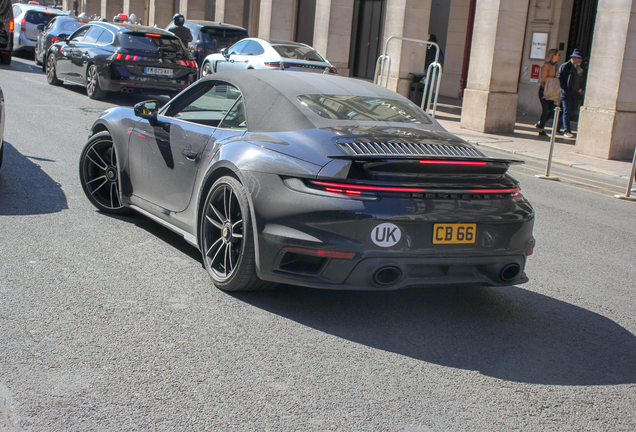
298 95 433 124
200 27 248 47
273 44 325 61
118 32 185 53
26 10 58 25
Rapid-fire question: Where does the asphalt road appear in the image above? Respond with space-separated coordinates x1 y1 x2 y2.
1 56 635 432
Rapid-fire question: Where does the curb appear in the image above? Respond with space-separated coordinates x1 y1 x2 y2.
467 140 630 180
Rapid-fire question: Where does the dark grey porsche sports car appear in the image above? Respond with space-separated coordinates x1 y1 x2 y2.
79 70 535 291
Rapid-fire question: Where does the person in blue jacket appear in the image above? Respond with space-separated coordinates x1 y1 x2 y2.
558 49 585 138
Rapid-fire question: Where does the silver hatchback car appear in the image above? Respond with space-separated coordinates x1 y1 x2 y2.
200 37 336 77
11 3 61 55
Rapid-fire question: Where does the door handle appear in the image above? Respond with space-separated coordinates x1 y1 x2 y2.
182 149 198 160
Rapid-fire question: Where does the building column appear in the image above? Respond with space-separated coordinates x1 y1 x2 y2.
101 0 124 22
258 0 296 40
461 0 529 133
382 0 432 97
312 0 355 75
182 0 206 20
575 0 636 160
215 0 247 27
147 0 174 27
122 0 146 23
82 0 101 17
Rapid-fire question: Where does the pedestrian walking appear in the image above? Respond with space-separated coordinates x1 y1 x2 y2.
558 49 585 138
535 48 561 136
170 14 192 44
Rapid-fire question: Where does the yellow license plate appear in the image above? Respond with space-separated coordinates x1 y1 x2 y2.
432 223 476 244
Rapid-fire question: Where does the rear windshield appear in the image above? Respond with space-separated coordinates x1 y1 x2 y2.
273 44 325 61
61 20 84 32
200 27 247 46
298 95 433 124
26 10 58 25
118 32 185 53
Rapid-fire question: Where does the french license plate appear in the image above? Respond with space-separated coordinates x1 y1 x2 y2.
432 223 476 244
144 67 173 77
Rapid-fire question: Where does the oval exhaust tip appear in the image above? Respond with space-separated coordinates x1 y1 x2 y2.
373 266 402 286
500 263 521 282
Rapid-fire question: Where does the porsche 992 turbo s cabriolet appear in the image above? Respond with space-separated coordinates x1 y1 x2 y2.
79 70 535 292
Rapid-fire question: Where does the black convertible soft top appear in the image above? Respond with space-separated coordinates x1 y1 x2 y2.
200 70 431 133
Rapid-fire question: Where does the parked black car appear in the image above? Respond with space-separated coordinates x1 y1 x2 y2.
165 20 248 68
46 22 197 99
0 0 13 65
35 15 90 67
0 86 4 169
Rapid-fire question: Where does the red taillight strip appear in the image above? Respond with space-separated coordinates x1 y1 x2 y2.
310 181 519 195
420 160 487 165
282 246 355 259
311 181 424 193
146 33 161 38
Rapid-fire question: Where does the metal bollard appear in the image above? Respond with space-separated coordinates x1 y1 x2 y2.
536 106 561 181
614 143 636 201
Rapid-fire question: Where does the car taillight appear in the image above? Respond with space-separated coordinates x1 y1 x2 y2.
8 21 14 32
21 18 26 33
195 43 205 52
264 62 281 68
179 60 195 67
146 33 161 38
115 53 139 61
327 67 338 74
51 36 58 42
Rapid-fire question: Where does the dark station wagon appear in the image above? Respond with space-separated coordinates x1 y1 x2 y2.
46 21 197 99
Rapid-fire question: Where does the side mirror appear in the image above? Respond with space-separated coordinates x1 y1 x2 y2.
57 34 67 42
134 100 159 122
37 23 45 31
221 47 228 58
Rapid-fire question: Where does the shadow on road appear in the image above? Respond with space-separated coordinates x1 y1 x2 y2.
233 284 636 386
0 142 68 215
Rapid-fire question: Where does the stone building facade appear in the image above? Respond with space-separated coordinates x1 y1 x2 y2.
61 0 635 161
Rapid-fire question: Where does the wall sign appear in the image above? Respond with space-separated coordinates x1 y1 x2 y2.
531 65 540 83
530 32 549 60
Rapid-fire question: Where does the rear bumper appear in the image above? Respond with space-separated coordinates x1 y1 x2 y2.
247 172 536 290
101 66 197 93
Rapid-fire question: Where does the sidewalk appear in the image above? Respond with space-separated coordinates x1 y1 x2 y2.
432 96 635 181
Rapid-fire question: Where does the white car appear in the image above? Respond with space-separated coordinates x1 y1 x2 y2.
200 37 336 77
11 3 61 54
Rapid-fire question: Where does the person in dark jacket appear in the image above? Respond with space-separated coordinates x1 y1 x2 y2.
558 49 585 138
170 14 192 44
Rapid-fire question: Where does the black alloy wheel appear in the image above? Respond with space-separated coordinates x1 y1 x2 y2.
200 176 272 291
86 64 106 100
79 131 127 214
46 53 61 85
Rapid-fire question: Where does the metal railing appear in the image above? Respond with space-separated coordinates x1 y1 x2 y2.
374 36 443 118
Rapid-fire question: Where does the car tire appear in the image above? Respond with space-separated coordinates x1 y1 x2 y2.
201 61 212 78
1 52 11 65
86 64 106 100
46 53 62 86
200 176 274 292
79 131 128 215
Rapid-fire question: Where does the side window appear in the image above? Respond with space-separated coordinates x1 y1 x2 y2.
96 30 114 45
46 18 56 31
229 40 249 56
242 41 264 56
69 27 89 42
166 81 242 127
218 96 247 130
82 26 105 44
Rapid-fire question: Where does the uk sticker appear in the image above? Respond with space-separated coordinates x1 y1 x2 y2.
371 223 401 247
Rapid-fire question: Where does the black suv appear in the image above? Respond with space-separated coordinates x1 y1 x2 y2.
165 20 248 67
46 22 197 99
0 0 13 65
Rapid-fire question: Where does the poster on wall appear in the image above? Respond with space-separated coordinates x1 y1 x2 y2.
530 33 549 60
